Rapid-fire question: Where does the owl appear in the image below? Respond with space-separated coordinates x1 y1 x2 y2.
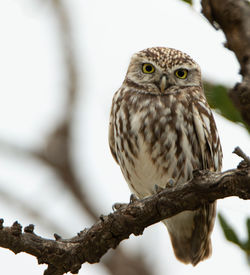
109 47 222 265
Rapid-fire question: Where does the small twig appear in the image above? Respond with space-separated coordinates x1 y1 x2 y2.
233 146 250 166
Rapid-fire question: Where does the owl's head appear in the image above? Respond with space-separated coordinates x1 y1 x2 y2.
124 47 202 95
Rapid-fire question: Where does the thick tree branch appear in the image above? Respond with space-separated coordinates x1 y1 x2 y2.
0 159 249 275
201 0 250 126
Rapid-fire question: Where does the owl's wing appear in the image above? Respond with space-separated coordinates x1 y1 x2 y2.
192 100 222 172
109 97 119 164
189 100 222 264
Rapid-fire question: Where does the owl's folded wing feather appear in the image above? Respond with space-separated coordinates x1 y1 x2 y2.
189 100 222 264
109 99 119 164
192 101 222 172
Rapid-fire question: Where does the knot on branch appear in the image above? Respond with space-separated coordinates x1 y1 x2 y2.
11 221 22 236
233 147 250 168
0 218 3 230
24 224 35 234
54 233 62 241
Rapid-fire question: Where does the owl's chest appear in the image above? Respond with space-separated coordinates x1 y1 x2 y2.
114 95 200 196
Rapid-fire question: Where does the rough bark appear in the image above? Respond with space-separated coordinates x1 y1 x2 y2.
201 0 250 126
0 157 249 275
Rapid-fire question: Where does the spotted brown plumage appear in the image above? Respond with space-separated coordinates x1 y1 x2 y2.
109 47 222 265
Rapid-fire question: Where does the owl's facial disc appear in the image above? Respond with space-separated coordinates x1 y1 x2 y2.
126 53 202 95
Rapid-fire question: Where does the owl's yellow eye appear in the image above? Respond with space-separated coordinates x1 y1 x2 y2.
175 69 188 79
142 63 155 74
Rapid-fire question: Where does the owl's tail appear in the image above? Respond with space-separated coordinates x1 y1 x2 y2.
163 204 215 266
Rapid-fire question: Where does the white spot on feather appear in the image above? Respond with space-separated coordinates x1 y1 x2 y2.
202 113 211 134
192 104 206 167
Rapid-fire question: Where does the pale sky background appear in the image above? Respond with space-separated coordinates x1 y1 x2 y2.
0 0 249 274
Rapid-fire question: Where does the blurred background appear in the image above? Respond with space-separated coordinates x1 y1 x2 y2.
0 0 249 274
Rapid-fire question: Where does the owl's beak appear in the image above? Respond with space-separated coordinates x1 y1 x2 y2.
159 75 168 93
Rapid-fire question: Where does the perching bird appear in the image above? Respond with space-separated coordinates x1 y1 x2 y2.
109 47 222 265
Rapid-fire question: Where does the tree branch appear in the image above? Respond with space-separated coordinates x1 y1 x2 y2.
201 0 250 126
0 158 249 274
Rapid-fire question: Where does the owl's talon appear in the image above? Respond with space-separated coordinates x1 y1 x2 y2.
165 178 176 188
100 214 105 222
154 184 164 193
112 202 128 211
129 194 138 203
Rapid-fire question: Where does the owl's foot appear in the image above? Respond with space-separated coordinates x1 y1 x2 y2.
112 194 139 211
129 194 139 203
112 202 128 211
154 184 164 193
165 178 176 188
154 179 176 193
